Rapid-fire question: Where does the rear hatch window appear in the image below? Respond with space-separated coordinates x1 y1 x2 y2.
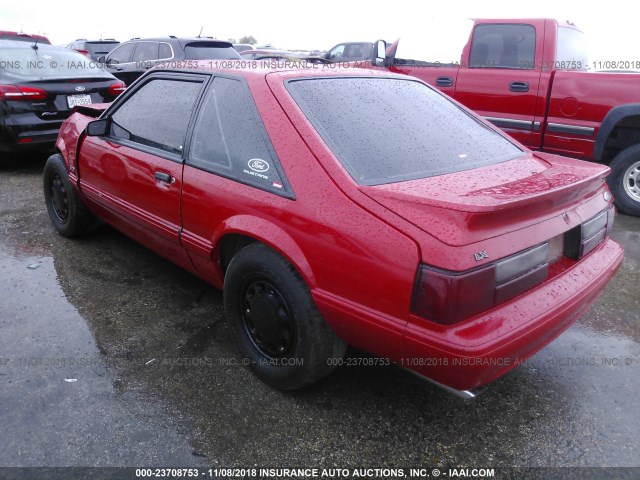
86 42 120 56
183 41 241 60
286 77 523 185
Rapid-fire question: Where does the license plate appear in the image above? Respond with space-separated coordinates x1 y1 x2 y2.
67 94 92 108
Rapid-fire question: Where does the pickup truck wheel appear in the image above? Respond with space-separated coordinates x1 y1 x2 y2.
43 153 95 237
608 145 640 216
224 243 347 390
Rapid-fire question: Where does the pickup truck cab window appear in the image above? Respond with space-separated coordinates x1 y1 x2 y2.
470 24 536 69
287 77 523 186
327 44 345 60
110 77 203 155
188 76 290 195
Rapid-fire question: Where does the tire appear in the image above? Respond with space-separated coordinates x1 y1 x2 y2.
224 243 347 390
607 145 640 216
43 153 95 237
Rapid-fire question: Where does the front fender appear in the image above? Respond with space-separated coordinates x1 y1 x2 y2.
55 113 93 178
55 104 109 177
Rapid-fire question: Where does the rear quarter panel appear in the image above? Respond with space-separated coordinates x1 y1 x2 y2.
181 72 422 360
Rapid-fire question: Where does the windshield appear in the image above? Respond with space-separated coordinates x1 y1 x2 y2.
286 77 523 185
0 47 109 78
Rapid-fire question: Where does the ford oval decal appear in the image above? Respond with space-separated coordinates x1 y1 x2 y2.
248 159 270 173
75 86 86 92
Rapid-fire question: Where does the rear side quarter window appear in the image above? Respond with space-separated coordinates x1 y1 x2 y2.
187 76 292 197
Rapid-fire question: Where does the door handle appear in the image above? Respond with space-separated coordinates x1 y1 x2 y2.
509 81 529 92
114 66 124 71
436 77 454 87
154 171 174 184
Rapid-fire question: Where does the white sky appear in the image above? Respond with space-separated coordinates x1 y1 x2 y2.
1 0 635 65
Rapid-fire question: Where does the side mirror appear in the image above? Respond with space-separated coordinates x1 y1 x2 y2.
373 40 387 66
97 55 106 63
86 119 109 137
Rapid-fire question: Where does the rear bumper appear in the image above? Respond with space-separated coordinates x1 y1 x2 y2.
1 119 63 153
0 135 58 153
402 238 624 390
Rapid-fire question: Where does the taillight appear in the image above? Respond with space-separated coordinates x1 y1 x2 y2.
564 206 615 259
76 49 90 56
413 264 495 325
108 82 126 96
413 243 550 325
413 205 614 325
0 85 48 101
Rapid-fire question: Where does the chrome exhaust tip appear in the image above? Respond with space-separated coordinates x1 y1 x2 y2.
406 370 487 399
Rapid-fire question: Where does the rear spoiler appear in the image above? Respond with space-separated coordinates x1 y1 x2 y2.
72 103 109 118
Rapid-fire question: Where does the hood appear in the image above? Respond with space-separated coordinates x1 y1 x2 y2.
360 153 610 246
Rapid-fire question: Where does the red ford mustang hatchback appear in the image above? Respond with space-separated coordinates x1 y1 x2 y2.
44 62 623 397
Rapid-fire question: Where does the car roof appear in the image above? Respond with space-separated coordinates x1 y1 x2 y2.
153 60 409 82
332 41 374 46
78 39 120 43
127 36 232 45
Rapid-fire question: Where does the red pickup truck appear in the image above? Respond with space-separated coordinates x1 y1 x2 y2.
374 18 640 216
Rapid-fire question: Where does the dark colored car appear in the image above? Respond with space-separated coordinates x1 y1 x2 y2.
0 31 51 44
0 41 125 155
100 37 240 85
44 62 622 396
66 39 120 61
